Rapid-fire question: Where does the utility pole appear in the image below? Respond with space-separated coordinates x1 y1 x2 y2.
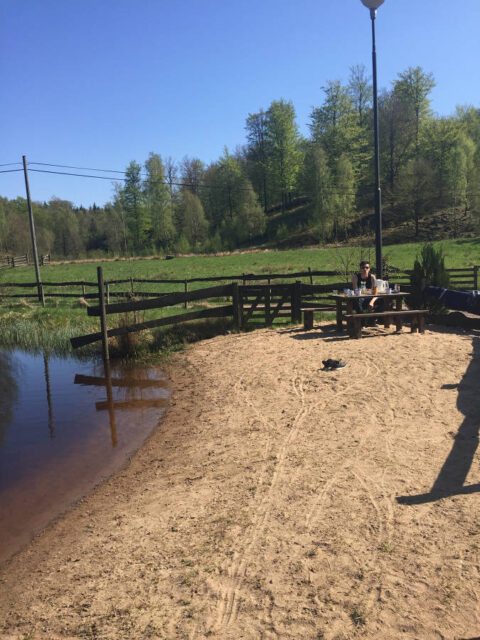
360 0 385 279
22 155 44 306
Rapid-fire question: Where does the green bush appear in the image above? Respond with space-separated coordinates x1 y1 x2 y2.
410 243 450 310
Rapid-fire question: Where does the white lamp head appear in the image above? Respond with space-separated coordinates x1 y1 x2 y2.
361 0 385 8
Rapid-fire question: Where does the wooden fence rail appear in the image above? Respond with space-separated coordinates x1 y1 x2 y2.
2 265 480 304
0 254 29 269
71 270 240 358
70 275 337 357
0 253 51 269
69 265 480 358
71 305 234 350
86 283 233 316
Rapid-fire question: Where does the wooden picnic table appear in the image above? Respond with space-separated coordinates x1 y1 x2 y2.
331 291 410 333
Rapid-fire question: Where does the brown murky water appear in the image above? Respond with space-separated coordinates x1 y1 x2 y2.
0 350 169 564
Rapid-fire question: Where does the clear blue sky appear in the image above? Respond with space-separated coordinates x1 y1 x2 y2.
2 0 480 208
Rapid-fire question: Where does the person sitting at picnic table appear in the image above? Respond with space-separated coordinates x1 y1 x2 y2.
352 261 379 315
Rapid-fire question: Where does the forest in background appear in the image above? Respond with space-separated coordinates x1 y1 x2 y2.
1 65 480 260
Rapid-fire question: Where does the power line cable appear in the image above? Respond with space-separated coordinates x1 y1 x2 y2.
25 167 259 193
0 162 22 167
26 167 364 195
28 168 126 181
29 161 128 174
22 159 480 198
25 158 371 194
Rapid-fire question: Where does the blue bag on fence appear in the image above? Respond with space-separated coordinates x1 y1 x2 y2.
425 286 480 315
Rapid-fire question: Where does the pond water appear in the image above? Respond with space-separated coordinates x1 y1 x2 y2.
0 349 169 564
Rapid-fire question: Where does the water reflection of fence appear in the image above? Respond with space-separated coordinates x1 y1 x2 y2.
74 362 168 447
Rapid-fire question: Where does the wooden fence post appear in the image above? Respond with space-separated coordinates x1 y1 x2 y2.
130 277 134 296
265 282 271 325
291 280 302 324
97 266 109 361
82 282 86 296
12 256 15 268
308 267 313 285
474 266 478 290
184 279 188 309
106 283 110 304
232 282 241 330
39 283 45 307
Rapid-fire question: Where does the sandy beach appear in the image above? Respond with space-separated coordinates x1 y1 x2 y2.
1 321 479 639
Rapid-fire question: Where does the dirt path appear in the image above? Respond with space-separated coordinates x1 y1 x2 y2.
1 323 480 639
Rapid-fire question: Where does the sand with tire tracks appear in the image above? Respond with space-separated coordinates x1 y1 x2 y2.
1 322 480 639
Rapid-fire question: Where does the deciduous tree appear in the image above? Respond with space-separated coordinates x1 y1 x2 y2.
144 153 175 252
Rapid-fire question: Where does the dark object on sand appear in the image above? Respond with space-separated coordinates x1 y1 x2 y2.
322 359 347 371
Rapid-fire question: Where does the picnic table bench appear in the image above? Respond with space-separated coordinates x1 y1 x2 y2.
301 306 334 330
344 309 428 338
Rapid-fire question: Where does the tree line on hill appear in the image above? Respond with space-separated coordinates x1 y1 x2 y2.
1 65 480 260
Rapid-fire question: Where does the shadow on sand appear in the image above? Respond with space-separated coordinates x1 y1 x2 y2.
282 322 406 344
284 322 480 504
397 336 480 505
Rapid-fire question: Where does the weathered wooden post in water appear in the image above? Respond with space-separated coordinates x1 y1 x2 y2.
103 360 118 446
22 155 44 306
97 266 110 361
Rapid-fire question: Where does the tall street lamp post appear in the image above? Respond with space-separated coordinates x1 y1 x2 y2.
361 0 385 279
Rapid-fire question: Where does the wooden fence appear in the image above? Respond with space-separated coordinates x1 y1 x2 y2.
2 265 479 302
0 254 28 269
70 268 362 358
0 253 50 270
386 265 479 290
71 269 239 359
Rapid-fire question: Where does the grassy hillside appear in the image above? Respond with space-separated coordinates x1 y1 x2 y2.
263 198 479 250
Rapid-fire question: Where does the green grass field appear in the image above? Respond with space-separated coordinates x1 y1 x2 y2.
3 237 480 285
1 238 479 356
